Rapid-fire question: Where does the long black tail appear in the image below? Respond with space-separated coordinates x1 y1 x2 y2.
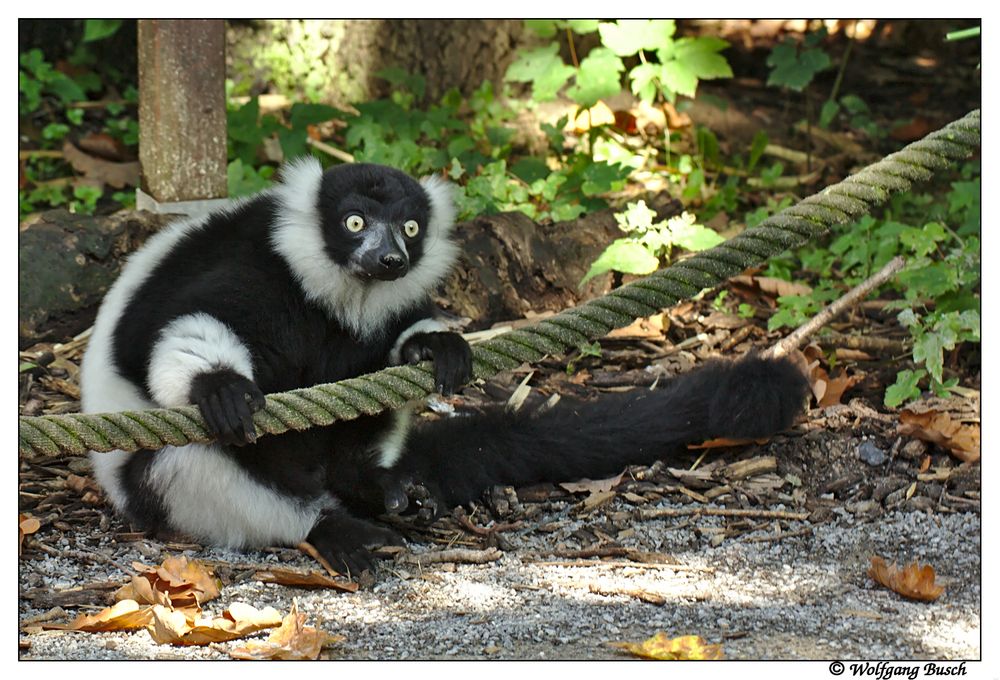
396 354 810 508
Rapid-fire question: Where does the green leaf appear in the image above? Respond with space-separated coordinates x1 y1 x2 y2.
277 127 308 161
670 37 733 79
289 103 339 128
510 157 550 184
581 239 659 285
628 62 661 104
565 20 600 35
505 44 575 102
597 20 675 57
748 130 769 171
525 20 559 38
766 39 831 91
580 160 629 196
819 99 840 128
566 47 624 107
83 19 122 42
668 215 725 251
885 369 926 408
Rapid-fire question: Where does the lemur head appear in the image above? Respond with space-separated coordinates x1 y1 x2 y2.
270 158 460 335
313 163 444 281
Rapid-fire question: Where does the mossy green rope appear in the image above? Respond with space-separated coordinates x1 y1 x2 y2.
18 109 981 458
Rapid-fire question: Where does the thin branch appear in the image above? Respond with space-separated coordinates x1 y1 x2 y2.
765 256 906 359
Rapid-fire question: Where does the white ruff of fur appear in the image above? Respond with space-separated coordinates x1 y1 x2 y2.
375 408 413 469
270 157 460 338
147 313 255 407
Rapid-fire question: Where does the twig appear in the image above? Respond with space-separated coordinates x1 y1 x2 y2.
587 584 665 606
829 22 856 103
454 509 523 537
741 526 814 543
636 507 810 522
765 256 906 359
816 329 909 354
397 547 502 566
305 137 355 163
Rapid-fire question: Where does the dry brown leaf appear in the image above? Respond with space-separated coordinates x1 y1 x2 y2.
606 313 666 339
77 131 134 162
898 409 980 463
229 602 342 660
19 514 41 556
700 311 747 331
689 436 770 449
254 568 358 592
731 275 813 299
42 599 153 632
115 555 221 612
817 370 863 408
610 632 724 660
560 471 625 495
868 557 945 602
147 602 284 646
835 348 874 362
61 140 139 189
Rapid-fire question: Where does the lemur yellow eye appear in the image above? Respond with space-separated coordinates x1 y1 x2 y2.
403 219 420 238
345 215 365 232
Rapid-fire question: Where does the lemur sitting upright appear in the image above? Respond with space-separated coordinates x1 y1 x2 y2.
80 159 809 575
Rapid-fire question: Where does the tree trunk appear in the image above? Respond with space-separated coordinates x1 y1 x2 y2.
226 20 533 105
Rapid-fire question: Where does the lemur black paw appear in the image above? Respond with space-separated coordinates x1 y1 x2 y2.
376 471 441 523
190 369 266 446
400 331 472 395
307 511 403 578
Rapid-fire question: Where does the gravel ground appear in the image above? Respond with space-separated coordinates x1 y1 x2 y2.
18 501 981 661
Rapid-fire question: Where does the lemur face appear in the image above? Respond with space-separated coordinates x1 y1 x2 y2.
317 164 432 281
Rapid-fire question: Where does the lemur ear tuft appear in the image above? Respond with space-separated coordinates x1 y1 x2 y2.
419 175 457 236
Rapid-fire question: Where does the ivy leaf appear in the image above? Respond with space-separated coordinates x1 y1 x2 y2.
767 39 831 91
566 47 624 108
505 44 576 102
597 20 675 57
581 240 660 285
820 99 840 128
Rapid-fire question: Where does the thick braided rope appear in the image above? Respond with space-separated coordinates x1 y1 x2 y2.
19 109 980 458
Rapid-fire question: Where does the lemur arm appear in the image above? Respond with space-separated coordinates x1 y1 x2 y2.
146 312 265 445
388 318 472 395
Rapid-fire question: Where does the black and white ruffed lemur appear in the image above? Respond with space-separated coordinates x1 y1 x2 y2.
80 159 809 575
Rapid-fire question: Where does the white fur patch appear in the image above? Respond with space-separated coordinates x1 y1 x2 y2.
269 158 461 338
147 313 255 407
374 408 413 469
388 318 449 365
147 443 331 548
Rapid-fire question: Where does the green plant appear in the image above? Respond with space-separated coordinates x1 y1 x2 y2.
764 163 981 407
19 49 88 115
581 200 723 285
508 20 732 109
766 28 831 92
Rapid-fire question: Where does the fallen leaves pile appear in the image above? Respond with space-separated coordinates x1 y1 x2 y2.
34 555 338 659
